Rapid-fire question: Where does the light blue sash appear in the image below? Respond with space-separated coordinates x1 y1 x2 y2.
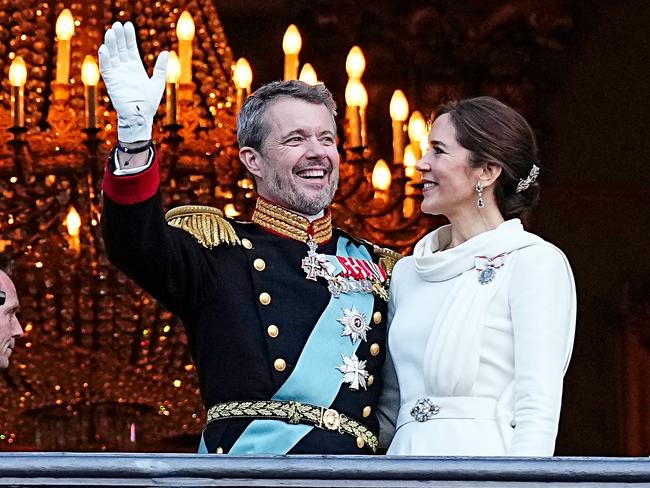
227 236 374 454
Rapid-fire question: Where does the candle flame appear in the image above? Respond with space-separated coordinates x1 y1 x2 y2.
81 55 99 86
389 89 409 122
345 79 367 109
167 51 181 83
345 46 366 79
56 9 75 41
404 145 416 168
372 159 392 191
408 110 427 143
9 56 27 87
282 25 302 55
233 58 252 90
65 207 81 237
298 63 318 85
176 11 195 41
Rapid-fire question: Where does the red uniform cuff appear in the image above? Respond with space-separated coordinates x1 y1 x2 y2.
102 150 160 204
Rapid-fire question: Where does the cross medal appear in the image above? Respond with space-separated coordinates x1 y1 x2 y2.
301 237 323 281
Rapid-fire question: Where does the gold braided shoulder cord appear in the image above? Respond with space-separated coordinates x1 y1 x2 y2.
165 205 240 248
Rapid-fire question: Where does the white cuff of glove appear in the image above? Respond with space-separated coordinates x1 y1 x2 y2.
117 114 153 144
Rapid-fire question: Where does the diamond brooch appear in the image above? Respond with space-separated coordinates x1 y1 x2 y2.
410 398 440 422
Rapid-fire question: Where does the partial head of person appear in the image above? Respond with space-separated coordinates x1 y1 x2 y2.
237 80 340 216
416 96 540 221
0 261 22 369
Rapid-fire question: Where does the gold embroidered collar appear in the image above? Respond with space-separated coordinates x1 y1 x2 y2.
252 198 333 245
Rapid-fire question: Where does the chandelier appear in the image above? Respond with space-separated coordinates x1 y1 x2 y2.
0 0 446 451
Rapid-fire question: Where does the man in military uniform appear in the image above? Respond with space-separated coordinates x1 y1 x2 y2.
99 22 399 454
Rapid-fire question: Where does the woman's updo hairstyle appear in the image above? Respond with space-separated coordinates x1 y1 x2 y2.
433 96 541 219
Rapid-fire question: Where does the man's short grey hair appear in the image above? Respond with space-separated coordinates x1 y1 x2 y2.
237 80 337 151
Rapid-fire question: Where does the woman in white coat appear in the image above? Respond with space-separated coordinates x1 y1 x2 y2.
380 97 576 456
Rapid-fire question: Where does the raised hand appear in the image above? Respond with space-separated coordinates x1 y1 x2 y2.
98 21 168 143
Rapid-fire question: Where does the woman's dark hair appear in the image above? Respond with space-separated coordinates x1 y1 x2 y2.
433 96 541 219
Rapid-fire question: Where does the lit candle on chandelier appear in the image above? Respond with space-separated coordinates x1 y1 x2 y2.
81 55 99 129
408 110 427 160
344 46 367 147
345 46 366 80
176 11 195 85
166 51 181 125
8 56 27 128
233 57 252 115
344 79 366 148
282 25 301 80
55 9 74 85
403 145 417 218
372 158 392 201
65 206 81 253
298 63 318 85
389 89 409 164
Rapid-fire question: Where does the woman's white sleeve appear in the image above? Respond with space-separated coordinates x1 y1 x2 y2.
508 245 575 456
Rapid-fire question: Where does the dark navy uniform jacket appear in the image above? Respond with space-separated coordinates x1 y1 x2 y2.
101 151 393 454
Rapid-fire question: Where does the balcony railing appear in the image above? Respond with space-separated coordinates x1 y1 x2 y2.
1 453 649 487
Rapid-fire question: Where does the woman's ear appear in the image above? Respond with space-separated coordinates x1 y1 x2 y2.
239 147 263 178
478 162 502 188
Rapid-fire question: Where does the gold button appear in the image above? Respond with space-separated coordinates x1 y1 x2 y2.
356 436 365 449
367 375 374 387
267 324 279 338
216 447 224 454
253 258 266 271
242 238 253 249
373 311 382 324
259 292 271 305
274 358 286 372
370 343 380 356
362 406 372 418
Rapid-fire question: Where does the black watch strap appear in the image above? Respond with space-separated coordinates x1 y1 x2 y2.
116 140 153 154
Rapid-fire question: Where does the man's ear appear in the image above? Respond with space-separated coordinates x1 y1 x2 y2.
478 162 502 188
239 147 264 178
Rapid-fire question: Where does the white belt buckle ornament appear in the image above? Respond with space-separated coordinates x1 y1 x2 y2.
410 398 440 422
320 408 342 431
474 252 506 285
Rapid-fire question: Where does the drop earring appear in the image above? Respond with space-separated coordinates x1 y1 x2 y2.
475 182 485 209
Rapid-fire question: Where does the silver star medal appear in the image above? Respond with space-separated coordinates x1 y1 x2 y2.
337 353 369 391
337 306 371 343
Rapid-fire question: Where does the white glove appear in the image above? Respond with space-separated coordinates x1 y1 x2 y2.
98 21 168 143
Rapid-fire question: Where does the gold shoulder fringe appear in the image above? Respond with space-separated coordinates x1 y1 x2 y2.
165 205 241 249
373 245 402 277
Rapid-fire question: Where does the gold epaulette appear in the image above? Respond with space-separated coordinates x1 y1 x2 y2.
373 245 402 277
165 205 241 249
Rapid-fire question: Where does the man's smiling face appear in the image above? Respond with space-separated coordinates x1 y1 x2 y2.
252 97 340 215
